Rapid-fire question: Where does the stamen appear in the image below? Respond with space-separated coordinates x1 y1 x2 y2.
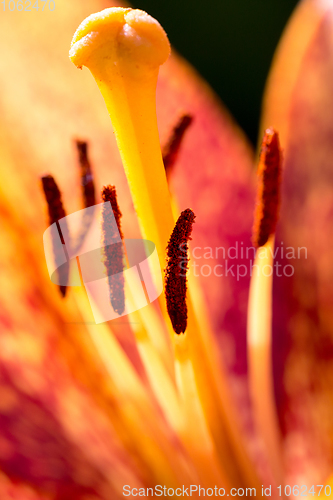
101 185 124 239
41 174 69 297
163 114 193 178
71 140 97 254
165 209 195 334
247 128 284 486
101 185 125 315
252 128 282 248
76 140 96 208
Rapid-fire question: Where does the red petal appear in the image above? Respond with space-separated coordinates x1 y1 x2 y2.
158 55 256 376
261 0 333 482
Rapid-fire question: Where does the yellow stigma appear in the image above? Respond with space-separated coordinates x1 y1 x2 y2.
70 8 170 70
70 8 172 273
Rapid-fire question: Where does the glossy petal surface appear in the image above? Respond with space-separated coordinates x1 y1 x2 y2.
261 0 333 483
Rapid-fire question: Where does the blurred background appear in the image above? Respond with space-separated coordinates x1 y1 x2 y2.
132 0 299 145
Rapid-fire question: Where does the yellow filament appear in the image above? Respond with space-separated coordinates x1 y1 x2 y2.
171 201 262 490
247 236 284 486
174 333 230 489
72 267 192 487
124 289 183 433
132 297 173 376
75 250 181 436
122 241 174 375
184 299 262 492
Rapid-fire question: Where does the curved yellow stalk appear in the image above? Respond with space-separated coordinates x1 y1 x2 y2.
72 262 193 487
70 7 177 362
247 236 284 486
174 333 231 489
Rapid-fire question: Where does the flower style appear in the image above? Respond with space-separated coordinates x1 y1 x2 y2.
0 0 333 498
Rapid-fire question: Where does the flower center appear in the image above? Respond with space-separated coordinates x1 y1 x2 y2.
41 5 286 492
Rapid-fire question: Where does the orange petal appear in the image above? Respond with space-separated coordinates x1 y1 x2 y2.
261 0 333 483
0 200 148 497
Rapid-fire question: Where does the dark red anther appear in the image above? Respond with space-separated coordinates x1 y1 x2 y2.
252 128 282 248
102 185 124 240
41 174 69 297
75 140 96 208
163 115 193 178
165 208 196 334
101 185 125 315
71 140 96 254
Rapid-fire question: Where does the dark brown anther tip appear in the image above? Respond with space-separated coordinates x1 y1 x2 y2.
101 185 125 315
163 114 193 178
252 128 283 248
75 139 96 208
101 185 124 240
165 208 196 334
41 174 69 297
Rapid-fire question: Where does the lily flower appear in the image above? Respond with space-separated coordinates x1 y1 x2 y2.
0 0 332 498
